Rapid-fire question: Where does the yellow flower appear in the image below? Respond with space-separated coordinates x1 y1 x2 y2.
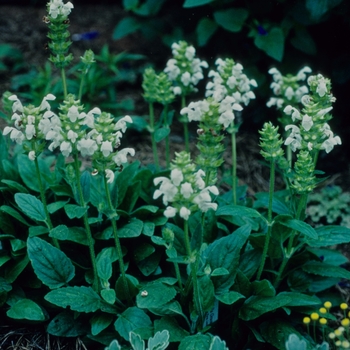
319 318 327 325
335 340 342 347
319 307 327 314
340 303 348 310
303 317 311 324
342 340 350 349
335 328 343 336
341 318 350 327
311 312 319 321
324 301 332 309
329 332 335 339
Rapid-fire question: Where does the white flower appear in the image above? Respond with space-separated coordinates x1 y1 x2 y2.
296 66 312 81
153 177 178 205
3 126 25 144
67 106 85 123
321 134 341 153
60 141 72 157
283 105 301 121
67 130 78 143
85 107 101 128
179 206 191 220
181 72 191 86
194 169 205 189
112 147 135 166
180 100 209 122
193 186 218 213
105 169 115 184
164 206 177 218
284 87 294 100
115 115 132 133
316 78 327 97
181 182 193 199
284 125 302 151
185 46 195 60
173 86 182 95
40 94 56 111
101 141 113 157
49 0 73 18
301 114 313 131
25 124 36 140
77 138 98 157
28 151 36 161
170 168 183 186
8 95 24 113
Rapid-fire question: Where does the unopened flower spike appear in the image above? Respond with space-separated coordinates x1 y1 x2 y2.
153 151 218 221
259 122 284 162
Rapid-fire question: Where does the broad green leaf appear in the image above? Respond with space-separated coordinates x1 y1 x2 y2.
45 286 102 312
205 224 251 293
27 237 75 289
0 205 31 226
131 205 158 216
10 238 26 252
47 200 69 214
253 192 290 215
154 127 170 143
198 275 215 312
148 300 187 320
123 0 139 11
183 0 213 7
4 255 29 283
112 17 141 40
213 8 249 32
148 330 170 350
306 0 342 20
287 270 311 292
239 249 261 280
136 282 176 309
115 274 140 301
154 316 189 343
134 243 155 262
254 27 284 61
130 332 145 350
307 247 348 266
291 27 317 55
216 205 261 219
64 204 88 219
239 294 292 321
278 292 321 307
274 215 317 239
80 170 91 203
0 277 12 293
211 267 229 277
120 181 141 213
47 311 87 337
142 221 155 236
7 299 46 321
136 250 161 276
179 334 211 350
196 18 218 46
215 291 244 305
29 226 49 237
105 339 122 350
101 288 116 304
209 336 229 350
49 225 89 245
285 334 307 350
90 313 114 336
118 218 143 238
114 306 152 341
1 179 28 193
14 193 46 222
302 261 350 279
305 225 350 246
96 247 118 281
251 279 275 297
0 211 15 235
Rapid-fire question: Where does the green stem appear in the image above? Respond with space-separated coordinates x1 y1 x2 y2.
103 172 131 305
274 193 308 287
33 153 60 249
163 104 170 168
149 102 159 171
78 72 85 102
73 154 99 292
61 68 68 99
173 259 183 295
183 220 203 328
231 125 237 205
256 159 276 280
181 94 190 152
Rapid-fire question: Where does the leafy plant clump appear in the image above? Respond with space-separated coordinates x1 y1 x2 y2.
0 1 349 350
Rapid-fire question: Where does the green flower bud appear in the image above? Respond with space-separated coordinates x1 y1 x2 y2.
259 122 284 161
291 150 316 194
142 67 158 103
162 228 175 243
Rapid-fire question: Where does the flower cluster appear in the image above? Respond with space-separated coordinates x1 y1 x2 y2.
153 152 218 220
283 74 341 154
267 66 311 110
47 0 73 19
206 58 257 106
259 122 284 161
164 41 208 96
3 94 57 160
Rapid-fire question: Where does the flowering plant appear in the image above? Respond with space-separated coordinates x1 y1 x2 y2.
0 2 349 350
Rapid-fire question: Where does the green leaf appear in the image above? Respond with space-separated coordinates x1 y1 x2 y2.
179 334 211 350
136 282 176 309
196 18 218 46
123 0 139 11
27 237 75 289
105 339 122 350
216 205 262 219
114 306 152 341
130 332 145 350
64 204 88 219
14 193 46 221
154 127 170 143
45 286 103 312
215 291 245 305
47 311 87 337
183 0 213 7
254 27 284 61
239 249 261 280
101 288 116 304
1 179 29 193
120 181 141 213
7 299 46 321
305 225 350 246
112 17 141 40
204 224 251 293
118 218 143 238
307 247 349 266
4 255 29 283
80 170 91 203
96 247 118 281
254 192 290 215
213 8 249 32
142 222 155 236
49 225 89 245
277 292 321 307
211 267 229 277
302 261 350 279
239 294 292 321
154 316 189 343
209 336 229 350
115 274 139 301
148 330 170 350
251 279 276 297
148 300 187 320
198 275 215 312
306 0 342 20
47 200 69 214
274 215 317 240
291 27 317 55
90 313 114 336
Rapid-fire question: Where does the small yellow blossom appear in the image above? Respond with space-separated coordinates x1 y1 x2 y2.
342 340 350 349
341 318 350 327
303 316 311 324
319 318 327 325
335 340 342 347
311 312 319 321
319 307 327 314
335 328 343 336
324 301 332 309
340 303 349 310
329 332 335 339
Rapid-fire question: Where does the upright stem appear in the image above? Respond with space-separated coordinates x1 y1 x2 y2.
73 154 99 292
34 155 60 249
78 72 85 101
61 68 68 99
274 193 308 287
183 220 203 328
163 104 170 168
231 125 237 205
256 160 276 280
103 173 131 305
181 94 189 152
149 102 159 171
